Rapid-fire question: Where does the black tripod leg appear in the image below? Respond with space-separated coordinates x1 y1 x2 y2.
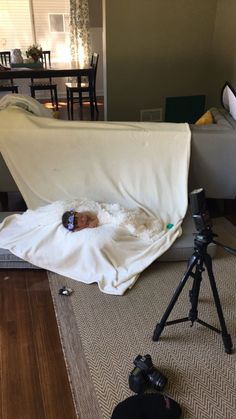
188 258 204 324
204 253 232 354
153 254 198 341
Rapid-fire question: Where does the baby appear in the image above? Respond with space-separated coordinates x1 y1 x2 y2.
62 209 99 232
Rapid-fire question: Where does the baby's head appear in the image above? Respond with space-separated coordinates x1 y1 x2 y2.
62 209 76 231
62 209 91 232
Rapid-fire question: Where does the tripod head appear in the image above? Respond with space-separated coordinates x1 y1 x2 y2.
189 188 236 256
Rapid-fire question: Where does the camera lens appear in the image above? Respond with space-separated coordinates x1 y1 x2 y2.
148 369 167 391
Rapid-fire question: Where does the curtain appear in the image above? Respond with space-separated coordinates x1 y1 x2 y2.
70 0 91 66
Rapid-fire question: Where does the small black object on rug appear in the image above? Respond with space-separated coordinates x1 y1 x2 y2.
58 286 73 296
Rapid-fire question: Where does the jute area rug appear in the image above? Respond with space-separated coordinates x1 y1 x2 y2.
48 218 236 419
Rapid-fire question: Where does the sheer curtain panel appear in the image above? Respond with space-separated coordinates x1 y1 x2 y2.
70 0 91 66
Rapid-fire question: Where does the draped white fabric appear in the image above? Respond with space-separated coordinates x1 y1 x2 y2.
0 100 191 294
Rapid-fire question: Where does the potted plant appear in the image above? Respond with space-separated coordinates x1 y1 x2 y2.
25 44 43 62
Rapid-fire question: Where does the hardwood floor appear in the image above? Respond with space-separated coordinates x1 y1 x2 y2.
0 269 77 419
43 96 104 121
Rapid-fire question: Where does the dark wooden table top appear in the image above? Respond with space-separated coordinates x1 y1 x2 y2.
0 63 94 79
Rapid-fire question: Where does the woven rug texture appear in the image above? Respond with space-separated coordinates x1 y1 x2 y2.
48 218 236 419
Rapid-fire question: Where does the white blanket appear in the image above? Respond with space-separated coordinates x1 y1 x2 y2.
0 93 53 118
0 101 191 295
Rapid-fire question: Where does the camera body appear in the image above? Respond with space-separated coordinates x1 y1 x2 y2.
129 354 167 394
189 188 212 233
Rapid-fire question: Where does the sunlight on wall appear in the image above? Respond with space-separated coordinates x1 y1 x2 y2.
54 42 71 63
36 31 71 64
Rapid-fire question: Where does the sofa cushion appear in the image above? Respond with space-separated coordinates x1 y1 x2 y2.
195 110 213 126
210 107 234 129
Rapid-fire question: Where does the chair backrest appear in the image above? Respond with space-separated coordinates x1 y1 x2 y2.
0 51 11 66
40 51 51 68
90 52 99 88
31 50 52 84
90 52 99 72
0 51 16 89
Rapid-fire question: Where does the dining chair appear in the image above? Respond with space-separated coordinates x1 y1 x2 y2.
65 52 99 120
0 51 19 94
29 50 58 110
0 51 11 66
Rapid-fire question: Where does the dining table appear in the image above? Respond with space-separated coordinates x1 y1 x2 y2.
0 62 96 118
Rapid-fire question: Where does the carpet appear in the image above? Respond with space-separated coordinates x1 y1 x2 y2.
48 218 236 419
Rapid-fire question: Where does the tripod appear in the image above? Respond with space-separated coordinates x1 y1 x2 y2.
152 227 236 354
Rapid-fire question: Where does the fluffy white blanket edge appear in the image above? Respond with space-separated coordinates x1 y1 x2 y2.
0 199 183 295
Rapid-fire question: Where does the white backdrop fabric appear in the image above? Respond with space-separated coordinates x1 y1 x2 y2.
0 103 191 294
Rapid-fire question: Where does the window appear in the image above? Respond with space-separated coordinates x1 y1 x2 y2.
0 0 34 51
49 14 69 33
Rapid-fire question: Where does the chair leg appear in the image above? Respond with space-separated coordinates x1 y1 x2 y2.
66 88 70 119
50 88 54 108
78 92 82 107
71 91 74 120
53 87 59 111
30 87 36 98
94 90 98 113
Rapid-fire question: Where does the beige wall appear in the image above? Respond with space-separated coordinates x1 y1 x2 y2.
89 0 102 27
104 0 218 121
210 0 236 106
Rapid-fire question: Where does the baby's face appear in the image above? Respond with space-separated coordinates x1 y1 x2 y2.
74 212 89 229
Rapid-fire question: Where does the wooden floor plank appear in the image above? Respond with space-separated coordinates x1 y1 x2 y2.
26 271 77 419
0 270 77 419
1 271 45 419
